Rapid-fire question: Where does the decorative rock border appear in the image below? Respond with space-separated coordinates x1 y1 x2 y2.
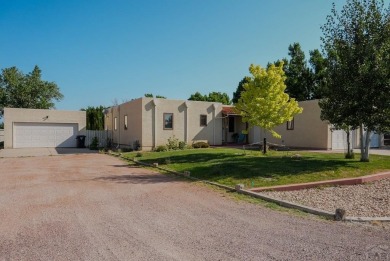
114 153 390 223
250 171 390 192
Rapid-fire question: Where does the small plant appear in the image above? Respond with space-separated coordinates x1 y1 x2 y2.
165 158 171 164
178 141 186 150
192 142 209 148
105 138 113 149
133 140 141 151
90 136 99 150
345 151 355 159
136 152 143 157
121 147 133 152
232 133 239 142
167 136 179 150
154 145 168 152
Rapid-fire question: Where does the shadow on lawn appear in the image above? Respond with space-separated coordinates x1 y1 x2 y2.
139 153 359 182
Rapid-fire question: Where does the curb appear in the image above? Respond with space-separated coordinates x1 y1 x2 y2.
115 153 390 223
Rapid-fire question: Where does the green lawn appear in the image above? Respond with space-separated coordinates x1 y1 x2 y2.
122 148 390 188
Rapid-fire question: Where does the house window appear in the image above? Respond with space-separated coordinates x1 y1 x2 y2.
124 115 128 130
228 116 235 132
163 113 173 129
287 118 294 130
114 117 118 131
200 115 207 126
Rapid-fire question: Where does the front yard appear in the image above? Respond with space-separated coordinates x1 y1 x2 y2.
122 148 390 188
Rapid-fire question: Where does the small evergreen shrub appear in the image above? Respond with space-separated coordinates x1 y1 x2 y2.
192 142 209 148
136 152 143 157
133 140 141 151
155 145 168 152
90 136 99 150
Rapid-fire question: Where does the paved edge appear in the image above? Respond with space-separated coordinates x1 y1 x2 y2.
249 171 390 192
114 153 390 223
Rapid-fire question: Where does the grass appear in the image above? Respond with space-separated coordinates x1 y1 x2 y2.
122 148 390 188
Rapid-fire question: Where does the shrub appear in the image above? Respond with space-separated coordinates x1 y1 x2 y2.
165 158 171 164
167 136 179 150
121 147 133 152
90 136 99 150
345 151 355 159
192 142 209 148
178 141 186 150
154 145 168 152
133 140 141 151
136 152 143 157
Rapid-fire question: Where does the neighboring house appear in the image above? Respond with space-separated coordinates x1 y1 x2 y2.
3 108 86 149
104 97 223 150
104 98 386 151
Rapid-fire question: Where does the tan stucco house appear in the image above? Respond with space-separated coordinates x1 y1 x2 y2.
3 108 86 149
104 97 224 150
105 98 386 151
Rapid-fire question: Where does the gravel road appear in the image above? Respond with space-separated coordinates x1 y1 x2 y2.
0 154 389 260
262 178 390 218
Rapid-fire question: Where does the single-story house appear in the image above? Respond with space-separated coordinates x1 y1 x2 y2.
3 107 86 149
249 100 384 150
105 98 386 151
104 97 223 150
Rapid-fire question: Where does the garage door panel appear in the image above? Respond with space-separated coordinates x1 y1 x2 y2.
13 123 78 148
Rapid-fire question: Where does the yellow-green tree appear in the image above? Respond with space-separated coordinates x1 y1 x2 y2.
236 63 303 138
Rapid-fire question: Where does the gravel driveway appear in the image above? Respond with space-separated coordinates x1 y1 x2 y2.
0 154 389 260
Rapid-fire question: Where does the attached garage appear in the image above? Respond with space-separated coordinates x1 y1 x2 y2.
4 108 86 149
331 130 347 150
13 123 78 148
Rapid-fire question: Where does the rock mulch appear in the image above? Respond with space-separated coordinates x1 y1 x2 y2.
261 178 390 218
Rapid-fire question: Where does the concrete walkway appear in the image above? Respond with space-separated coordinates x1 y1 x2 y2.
0 148 97 158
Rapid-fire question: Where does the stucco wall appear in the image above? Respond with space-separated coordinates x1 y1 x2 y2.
4 107 86 149
142 98 223 149
249 100 331 149
106 98 143 148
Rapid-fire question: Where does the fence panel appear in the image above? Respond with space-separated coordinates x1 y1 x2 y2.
0 129 4 143
85 130 112 147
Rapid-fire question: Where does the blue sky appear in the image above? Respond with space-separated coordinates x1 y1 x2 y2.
0 0 357 110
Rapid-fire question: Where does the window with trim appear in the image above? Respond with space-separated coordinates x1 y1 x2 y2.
287 118 294 130
163 113 173 129
228 116 235 132
114 117 118 131
200 115 207 126
124 115 128 130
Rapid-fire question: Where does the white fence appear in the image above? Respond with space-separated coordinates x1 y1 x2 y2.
85 130 112 147
0 129 4 143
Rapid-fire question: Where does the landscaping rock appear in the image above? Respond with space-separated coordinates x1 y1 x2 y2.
334 208 346 221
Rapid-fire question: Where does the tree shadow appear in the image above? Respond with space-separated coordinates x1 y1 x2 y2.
93 173 177 184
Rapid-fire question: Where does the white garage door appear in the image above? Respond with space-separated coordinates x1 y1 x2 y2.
332 130 347 150
13 123 78 148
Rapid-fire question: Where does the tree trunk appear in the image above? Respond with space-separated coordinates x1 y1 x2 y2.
360 125 370 162
359 125 365 157
346 128 351 158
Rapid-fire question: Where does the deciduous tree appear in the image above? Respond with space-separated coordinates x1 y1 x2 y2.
319 0 390 161
0 65 63 116
236 63 303 139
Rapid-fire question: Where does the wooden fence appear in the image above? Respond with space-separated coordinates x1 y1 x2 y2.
85 130 112 148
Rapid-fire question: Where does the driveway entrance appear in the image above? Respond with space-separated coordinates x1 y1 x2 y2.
0 154 388 260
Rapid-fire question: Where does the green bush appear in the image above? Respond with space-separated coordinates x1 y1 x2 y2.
121 147 133 152
179 141 186 150
136 152 143 157
133 140 141 151
90 136 99 150
192 142 209 148
345 151 355 159
167 136 179 150
154 145 168 152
